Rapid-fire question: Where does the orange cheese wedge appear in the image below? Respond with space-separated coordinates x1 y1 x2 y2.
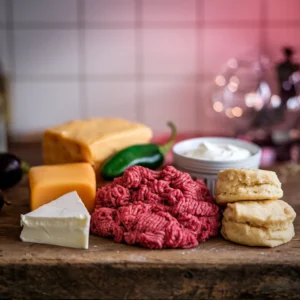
29 163 96 213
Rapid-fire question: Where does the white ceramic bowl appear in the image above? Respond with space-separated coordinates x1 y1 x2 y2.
172 137 262 195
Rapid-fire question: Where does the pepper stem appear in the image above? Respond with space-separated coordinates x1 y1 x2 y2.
158 121 177 157
21 161 30 174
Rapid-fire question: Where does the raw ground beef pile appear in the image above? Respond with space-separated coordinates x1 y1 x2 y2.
91 166 220 249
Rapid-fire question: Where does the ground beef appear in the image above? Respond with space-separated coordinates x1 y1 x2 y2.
90 166 220 249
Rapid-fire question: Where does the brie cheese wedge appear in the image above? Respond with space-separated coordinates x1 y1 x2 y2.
20 191 90 249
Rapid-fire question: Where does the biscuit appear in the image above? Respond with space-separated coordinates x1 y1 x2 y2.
223 200 296 231
215 168 283 204
217 168 281 187
221 220 295 248
221 200 296 247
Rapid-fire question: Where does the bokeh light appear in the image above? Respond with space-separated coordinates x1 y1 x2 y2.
215 75 226 87
225 108 234 118
287 96 300 110
245 93 257 107
232 106 243 117
227 82 238 92
213 101 224 112
227 58 238 69
270 95 281 108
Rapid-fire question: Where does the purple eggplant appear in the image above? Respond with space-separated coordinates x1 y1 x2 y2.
0 152 29 190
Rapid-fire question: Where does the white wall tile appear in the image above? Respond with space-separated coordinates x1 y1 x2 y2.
204 0 261 22
266 27 300 63
0 0 6 24
142 0 197 23
143 29 196 75
86 81 136 120
84 0 135 24
84 29 135 75
267 0 300 21
0 30 10 72
9 81 81 136
13 0 78 24
14 29 79 76
203 28 260 77
142 80 196 133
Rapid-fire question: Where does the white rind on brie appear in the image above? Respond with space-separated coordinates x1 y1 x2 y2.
20 191 90 249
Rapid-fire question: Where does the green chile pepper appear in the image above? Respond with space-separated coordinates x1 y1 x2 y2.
101 122 177 180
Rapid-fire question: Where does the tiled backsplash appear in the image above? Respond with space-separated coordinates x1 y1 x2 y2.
0 0 299 140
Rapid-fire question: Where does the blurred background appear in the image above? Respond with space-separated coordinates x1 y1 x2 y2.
0 0 300 165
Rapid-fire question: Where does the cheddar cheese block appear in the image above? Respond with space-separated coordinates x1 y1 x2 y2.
29 163 96 213
43 118 153 175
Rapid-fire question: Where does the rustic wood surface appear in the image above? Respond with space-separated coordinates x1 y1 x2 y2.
0 142 299 299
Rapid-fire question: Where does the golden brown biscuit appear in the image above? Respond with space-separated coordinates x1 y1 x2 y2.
221 221 295 248
215 168 283 204
221 200 296 247
217 168 281 186
223 200 296 230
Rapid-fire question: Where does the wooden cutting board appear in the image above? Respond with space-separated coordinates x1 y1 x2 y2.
0 143 299 299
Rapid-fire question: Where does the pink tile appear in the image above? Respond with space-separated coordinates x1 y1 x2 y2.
204 0 261 22
14 29 79 76
142 29 197 75
203 28 260 77
196 81 214 132
10 81 81 136
266 27 300 63
84 29 135 75
267 0 300 21
13 0 77 23
84 0 135 24
86 81 137 121
142 0 197 23
142 80 197 133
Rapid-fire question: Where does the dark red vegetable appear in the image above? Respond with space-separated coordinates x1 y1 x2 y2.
0 152 29 190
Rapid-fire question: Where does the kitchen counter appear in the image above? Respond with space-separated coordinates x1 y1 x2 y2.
0 143 300 299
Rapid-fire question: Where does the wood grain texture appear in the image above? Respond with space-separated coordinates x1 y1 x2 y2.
0 143 299 299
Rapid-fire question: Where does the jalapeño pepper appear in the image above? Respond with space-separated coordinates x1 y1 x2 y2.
101 121 177 180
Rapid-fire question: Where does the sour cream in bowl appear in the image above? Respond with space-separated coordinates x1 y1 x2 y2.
184 142 251 161
172 137 262 194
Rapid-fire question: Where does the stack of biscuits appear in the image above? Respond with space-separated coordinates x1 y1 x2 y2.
215 168 296 247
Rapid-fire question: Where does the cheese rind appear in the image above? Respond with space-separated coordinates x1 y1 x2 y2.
43 118 153 174
29 163 96 213
20 191 90 249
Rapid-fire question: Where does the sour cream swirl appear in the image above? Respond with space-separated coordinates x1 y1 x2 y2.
185 142 251 161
